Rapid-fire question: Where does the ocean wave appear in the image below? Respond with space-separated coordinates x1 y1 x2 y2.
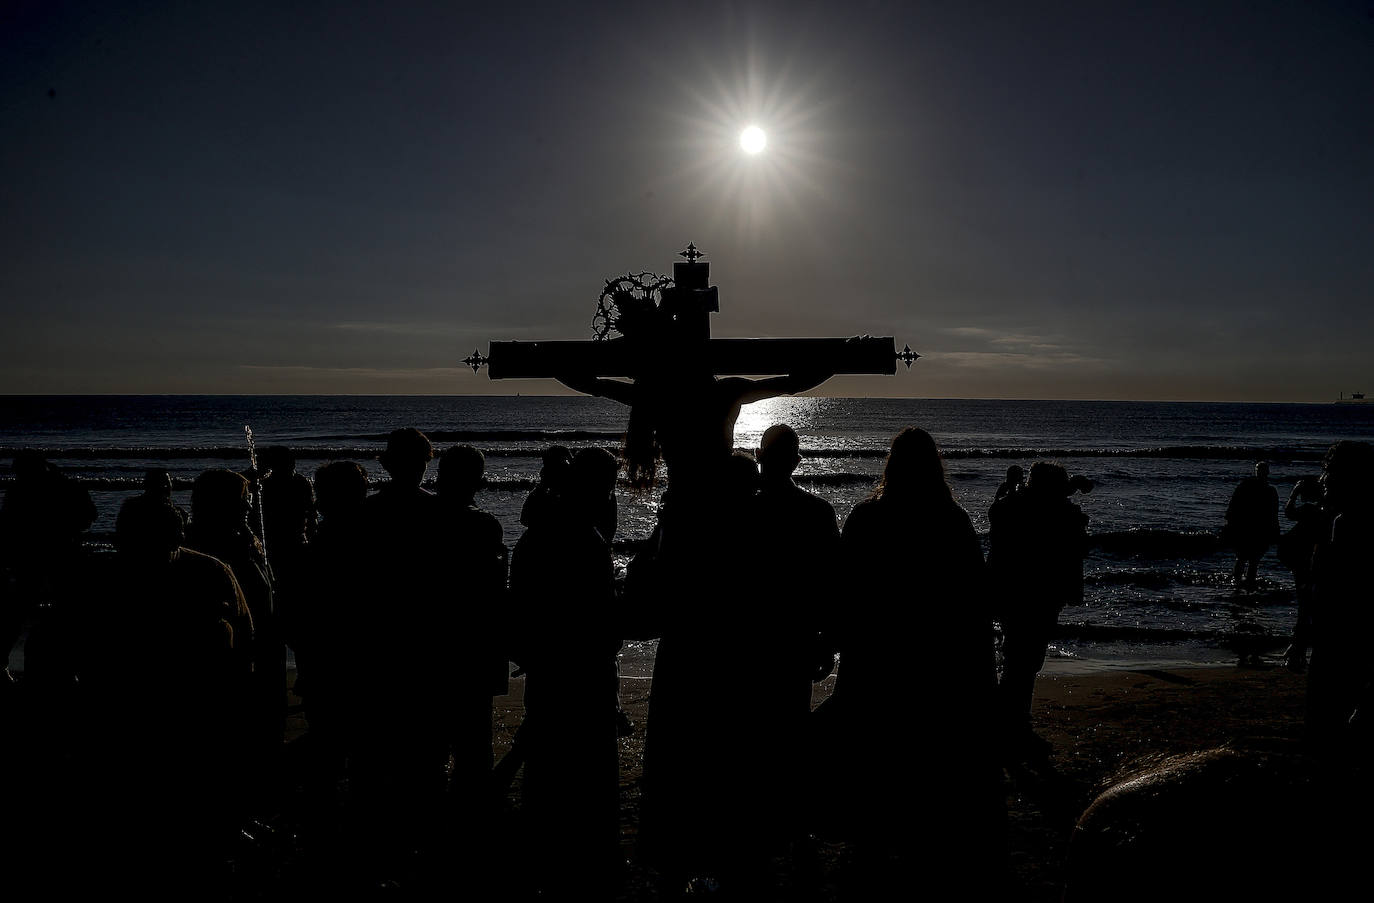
1086 567 1235 591
1049 622 1285 646
3 442 1329 463
276 429 626 443
939 445 1326 461
0 445 619 461
793 473 879 487
1090 529 1221 558
5 475 541 491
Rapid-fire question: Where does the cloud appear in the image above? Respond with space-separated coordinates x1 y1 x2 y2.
932 325 1105 360
330 321 467 338
930 349 1111 371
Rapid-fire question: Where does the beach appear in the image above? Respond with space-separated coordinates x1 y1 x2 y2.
0 632 1320 900
5 393 1364 897
466 658 1308 900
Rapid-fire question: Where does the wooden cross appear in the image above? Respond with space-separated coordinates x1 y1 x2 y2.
468 244 915 380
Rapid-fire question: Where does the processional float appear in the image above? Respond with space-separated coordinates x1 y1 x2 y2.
463 244 916 385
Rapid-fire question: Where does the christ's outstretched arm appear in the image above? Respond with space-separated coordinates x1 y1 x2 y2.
556 374 637 406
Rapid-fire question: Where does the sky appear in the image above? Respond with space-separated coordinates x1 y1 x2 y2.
2 0 1372 401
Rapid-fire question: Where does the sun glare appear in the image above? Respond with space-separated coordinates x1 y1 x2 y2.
739 125 767 154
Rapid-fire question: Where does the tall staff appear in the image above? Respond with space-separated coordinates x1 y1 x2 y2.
244 425 269 565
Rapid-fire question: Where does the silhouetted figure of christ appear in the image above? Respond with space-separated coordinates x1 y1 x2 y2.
509 447 622 897
557 365 831 491
821 427 1006 894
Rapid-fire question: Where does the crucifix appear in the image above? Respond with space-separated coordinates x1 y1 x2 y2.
465 244 916 491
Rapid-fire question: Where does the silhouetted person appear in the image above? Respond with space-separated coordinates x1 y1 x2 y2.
995 463 1026 503
293 460 371 819
509 446 622 897
434 445 509 829
990 460 1089 760
1224 461 1280 590
821 427 1004 893
186 469 285 763
118 468 188 532
79 498 254 892
520 444 572 528
1 452 95 685
258 446 316 636
748 426 839 844
355 428 448 873
1306 440 1374 756
1279 476 1325 672
636 451 772 891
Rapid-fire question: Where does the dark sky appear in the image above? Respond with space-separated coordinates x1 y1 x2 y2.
3 0 1372 400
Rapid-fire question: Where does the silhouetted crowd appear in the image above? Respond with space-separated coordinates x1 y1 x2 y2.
2 430 1373 899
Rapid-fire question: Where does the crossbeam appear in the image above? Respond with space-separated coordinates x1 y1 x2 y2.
487 335 898 380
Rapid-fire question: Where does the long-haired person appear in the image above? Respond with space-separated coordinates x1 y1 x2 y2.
821 427 1006 893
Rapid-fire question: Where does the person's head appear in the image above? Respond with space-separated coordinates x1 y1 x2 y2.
1295 476 1321 503
873 427 951 504
11 450 50 481
539 445 573 486
1255 461 1270 481
438 445 485 501
191 469 251 532
569 446 620 506
758 424 801 480
378 428 433 487
1005 464 1025 486
260 446 296 477
116 495 184 560
142 468 174 501
314 461 369 522
1320 440 1374 513
1028 461 1070 497
722 450 759 499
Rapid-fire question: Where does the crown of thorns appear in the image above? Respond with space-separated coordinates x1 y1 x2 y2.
593 272 673 340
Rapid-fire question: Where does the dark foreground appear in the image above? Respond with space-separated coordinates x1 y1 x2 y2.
7 662 1359 900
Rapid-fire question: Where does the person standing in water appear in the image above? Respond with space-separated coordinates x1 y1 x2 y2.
1223 461 1280 591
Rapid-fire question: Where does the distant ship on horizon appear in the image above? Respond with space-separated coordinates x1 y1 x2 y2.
1336 391 1370 404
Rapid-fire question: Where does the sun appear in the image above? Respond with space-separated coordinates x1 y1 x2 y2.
739 125 767 155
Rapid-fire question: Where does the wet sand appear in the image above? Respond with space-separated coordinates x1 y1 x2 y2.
474 661 1309 900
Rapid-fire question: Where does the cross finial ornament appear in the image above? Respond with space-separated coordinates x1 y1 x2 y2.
897 344 920 369
679 242 703 262
462 348 489 372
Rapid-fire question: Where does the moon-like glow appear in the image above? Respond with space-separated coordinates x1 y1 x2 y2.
740 125 767 154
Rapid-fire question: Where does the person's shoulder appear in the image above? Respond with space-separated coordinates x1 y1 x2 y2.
454 504 503 540
474 506 503 538
945 499 975 528
173 546 237 581
1058 498 1088 526
842 496 882 532
798 484 838 520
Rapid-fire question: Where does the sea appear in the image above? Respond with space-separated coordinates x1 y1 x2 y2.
5 394 1374 675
